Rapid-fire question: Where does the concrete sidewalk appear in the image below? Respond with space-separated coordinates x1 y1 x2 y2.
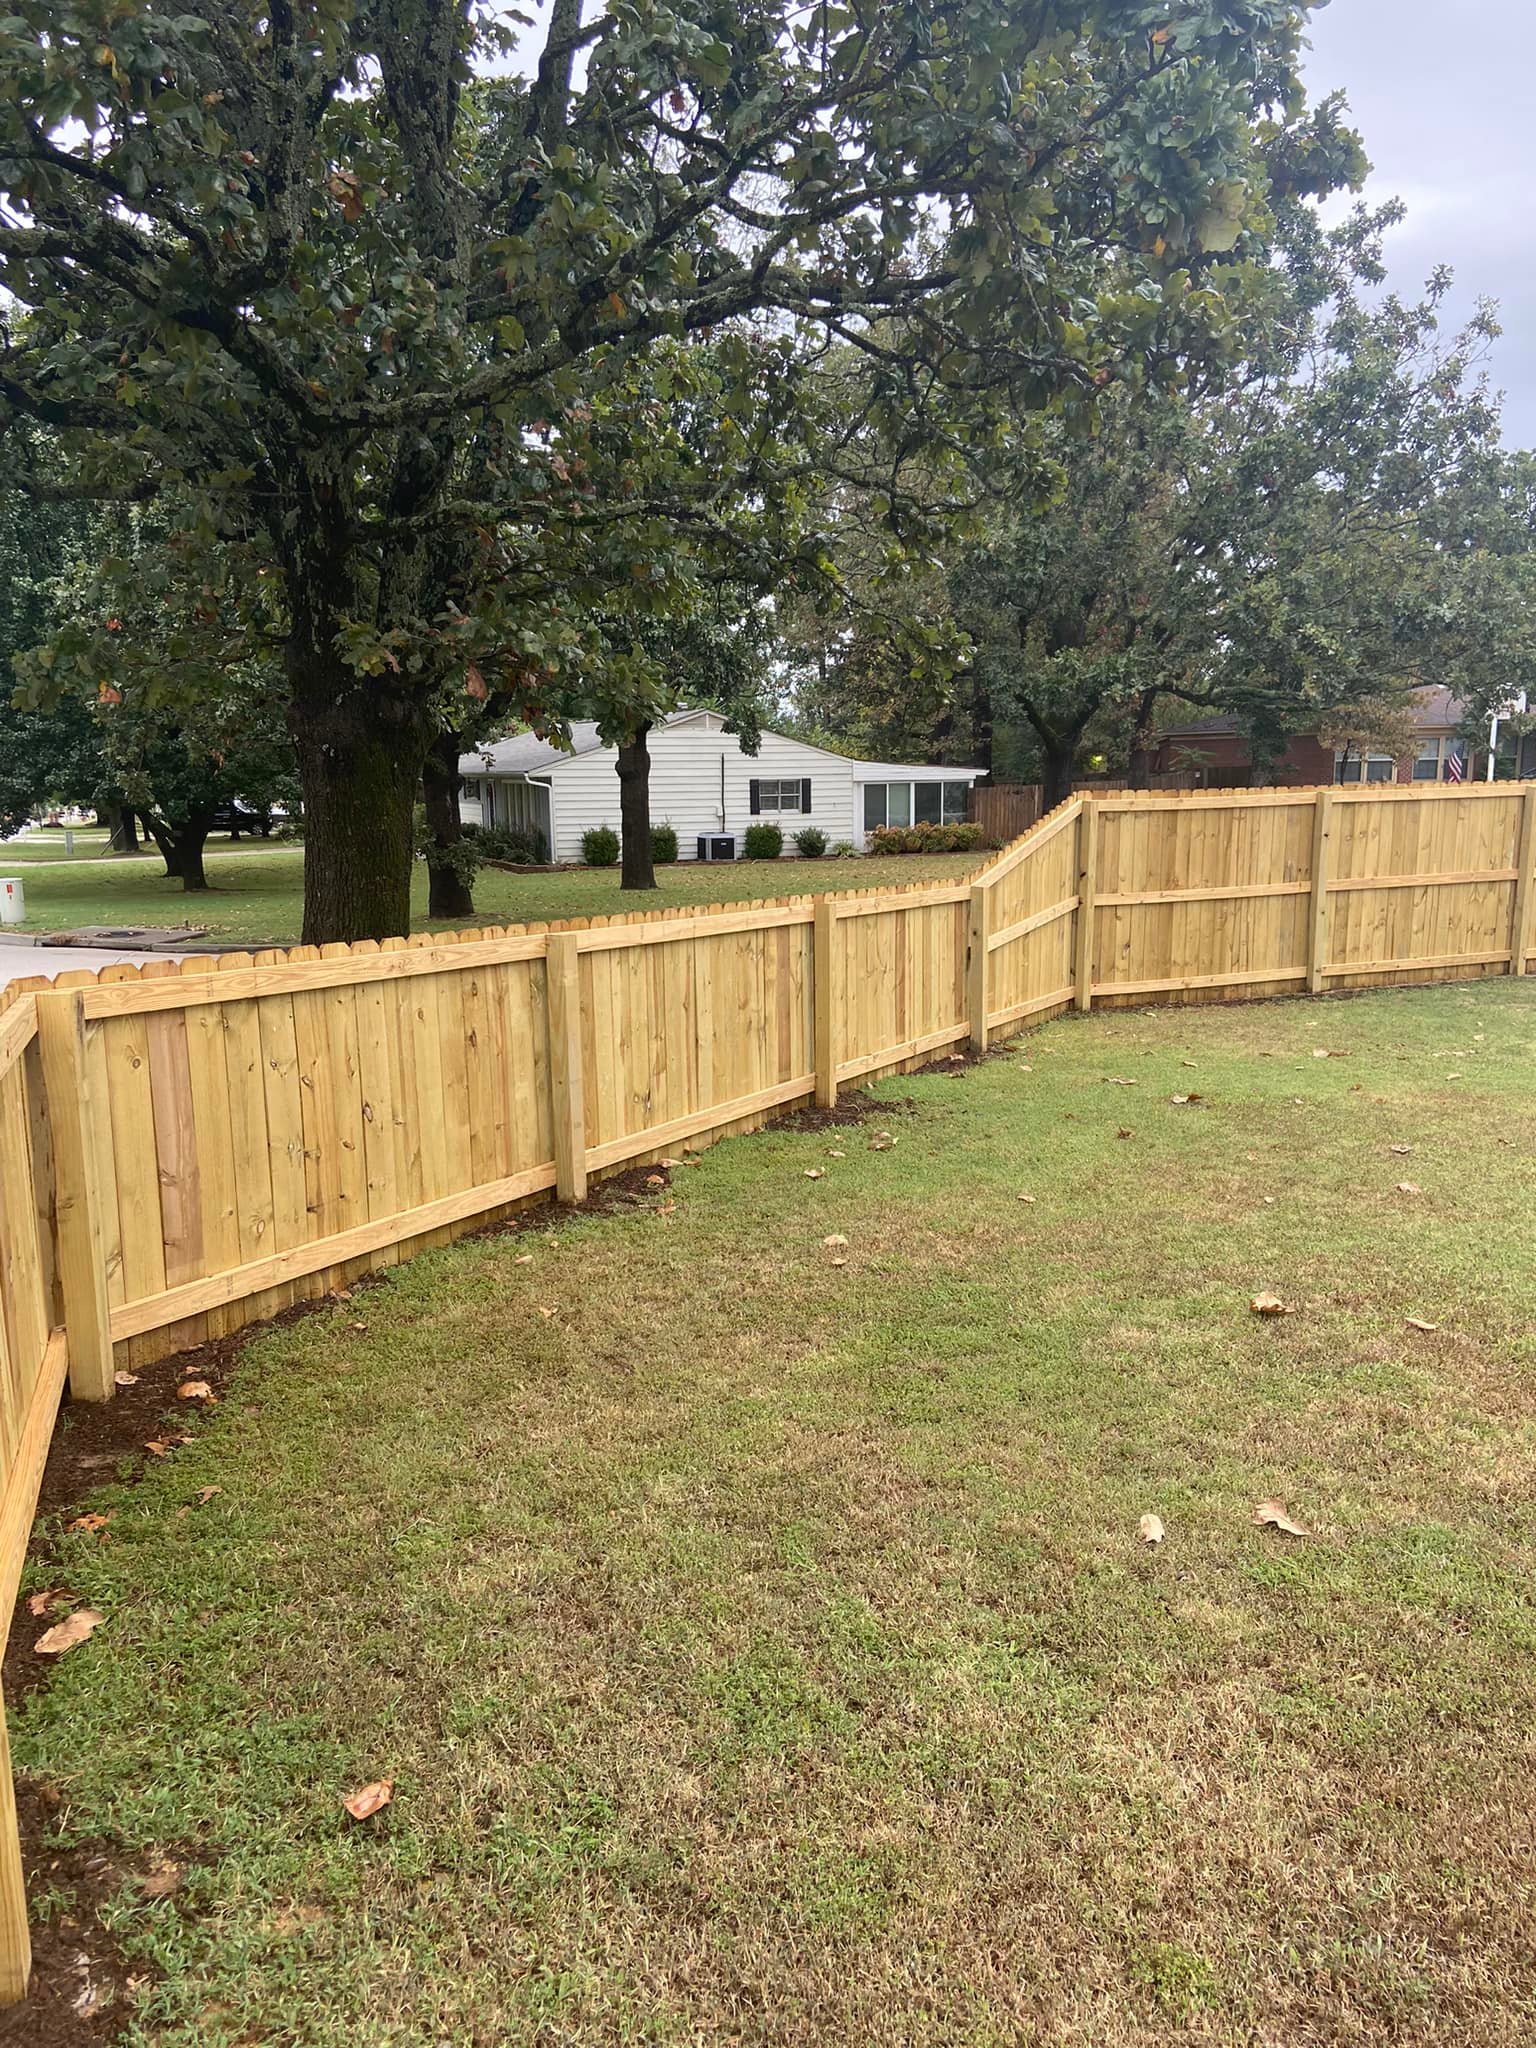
0 943 189 992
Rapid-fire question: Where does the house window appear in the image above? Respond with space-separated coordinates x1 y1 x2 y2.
751 778 810 814
1335 751 1396 784
1410 737 1470 782
864 781 969 831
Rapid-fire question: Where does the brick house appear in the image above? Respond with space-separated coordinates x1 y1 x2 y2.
1150 689 1531 787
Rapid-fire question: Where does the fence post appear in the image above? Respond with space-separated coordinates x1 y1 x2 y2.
1511 785 1536 977
1307 789 1334 995
34 989 113 1401
0 1688 27 2002
813 897 839 1107
966 883 991 1050
545 934 587 1203
1073 800 1098 1013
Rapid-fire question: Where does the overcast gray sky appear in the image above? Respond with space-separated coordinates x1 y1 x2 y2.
1303 1 1534 445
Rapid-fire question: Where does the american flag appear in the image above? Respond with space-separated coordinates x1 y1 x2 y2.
1446 747 1464 782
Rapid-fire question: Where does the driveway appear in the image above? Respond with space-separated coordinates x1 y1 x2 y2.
0 943 190 993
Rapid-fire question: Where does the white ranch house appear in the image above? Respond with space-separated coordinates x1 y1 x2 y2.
460 710 983 861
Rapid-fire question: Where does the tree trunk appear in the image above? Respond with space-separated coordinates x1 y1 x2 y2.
969 677 995 777
177 820 211 891
142 812 213 890
103 803 140 854
142 813 180 879
618 724 655 891
422 727 474 918
1127 687 1162 791
1040 742 1077 811
288 654 430 946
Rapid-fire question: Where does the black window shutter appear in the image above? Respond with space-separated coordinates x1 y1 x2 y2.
749 778 761 815
801 778 812 813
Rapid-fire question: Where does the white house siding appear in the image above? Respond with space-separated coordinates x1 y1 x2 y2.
541 726 864 862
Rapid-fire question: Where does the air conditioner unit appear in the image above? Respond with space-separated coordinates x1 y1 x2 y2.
696 834 736 862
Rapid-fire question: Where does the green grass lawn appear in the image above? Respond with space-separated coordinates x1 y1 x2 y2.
1 827 116 863
17 982 1536 2044
8 844 979 947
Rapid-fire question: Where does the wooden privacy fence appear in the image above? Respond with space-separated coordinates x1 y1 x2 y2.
2 776 1536 1997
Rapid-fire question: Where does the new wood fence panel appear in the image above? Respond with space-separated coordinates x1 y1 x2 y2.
1090 795 1316 1005
1324 789 1523 986
987 811 1078 1029
832 898 966 1080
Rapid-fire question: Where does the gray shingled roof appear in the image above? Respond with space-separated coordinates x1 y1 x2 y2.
461 710 703 779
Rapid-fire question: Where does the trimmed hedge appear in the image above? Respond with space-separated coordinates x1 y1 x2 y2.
868 821 985 855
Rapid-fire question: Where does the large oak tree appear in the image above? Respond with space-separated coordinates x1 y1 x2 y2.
1 0 1328 938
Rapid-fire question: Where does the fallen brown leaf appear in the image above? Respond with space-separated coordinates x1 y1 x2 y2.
803 1167 825 1179
35 1608 105 1656
348 1320 368 1333
1103 1076 1138 1086
342 1779 394 1821
1169 1092 1203 1106
177 1379 216 1403
1138 1513 1165 1545
1394 1181 1422 1196
645 1173 665 1187
143 1439 170 1458
1016 1193 1036 1204
513 1253 533 1265
1116 1126 1134 1139
139 1861 184 1901
1405 1317 1438 1333
1250 1292 1293 1317
1389 1143 1413 1156
828 1257 848 1268
196 1486 222 1505
1253 1498 1309 1537
828 1149 846 1158
868 1132 895 1151
822 1234 849 1249
114 1370 139 1388
536 1305 559 1318
27 1589 62 1617
656 1200 676 1217
68 1512 114 1536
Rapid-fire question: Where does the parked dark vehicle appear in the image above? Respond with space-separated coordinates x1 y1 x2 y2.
211 802 275 838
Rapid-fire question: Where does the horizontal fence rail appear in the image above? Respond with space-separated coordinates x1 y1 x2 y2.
1 777 1535 1998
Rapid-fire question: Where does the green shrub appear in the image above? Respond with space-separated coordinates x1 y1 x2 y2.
793 825 827 858
651 821 679 864
476 825 547 864
868 821 983 856
829 840 857 858
582 824 620 867
743 822 783 860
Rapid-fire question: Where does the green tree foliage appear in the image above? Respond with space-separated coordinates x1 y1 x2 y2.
0 0 1345 938
798 204 1527 802
2 488 299 883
